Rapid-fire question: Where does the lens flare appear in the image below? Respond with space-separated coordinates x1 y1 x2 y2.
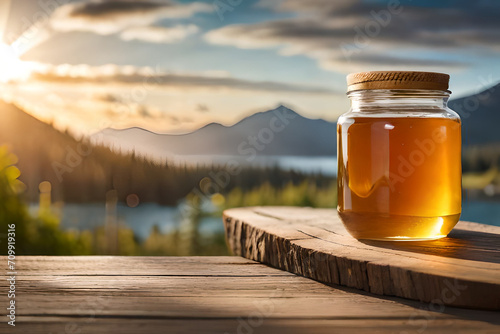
0 43 30 83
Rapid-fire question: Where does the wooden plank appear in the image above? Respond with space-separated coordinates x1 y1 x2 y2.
14 256 288 276
13 318 500 334
2 256 499 333
223 207 500 310
12 294 466 319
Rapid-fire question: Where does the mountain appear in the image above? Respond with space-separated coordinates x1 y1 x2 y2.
448 83 500 146
92 106 337 159
0 101 325 204
93 83 500 161
0 101 177 202
0 101 80 192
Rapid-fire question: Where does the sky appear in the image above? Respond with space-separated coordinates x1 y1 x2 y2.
0 0 499 135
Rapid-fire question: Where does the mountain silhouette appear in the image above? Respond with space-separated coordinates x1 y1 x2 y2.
93 105 337 159
0 100 80 194
448 83 500 146
0 101 326 204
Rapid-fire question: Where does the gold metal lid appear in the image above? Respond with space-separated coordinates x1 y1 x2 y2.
346 71 449 92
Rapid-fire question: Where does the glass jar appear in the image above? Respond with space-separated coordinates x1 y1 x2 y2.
337 71 461 241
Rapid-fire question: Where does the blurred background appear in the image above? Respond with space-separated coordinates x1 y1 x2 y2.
0 0 499 255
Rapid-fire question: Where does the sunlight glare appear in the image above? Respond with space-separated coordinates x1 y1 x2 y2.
0 43 30 83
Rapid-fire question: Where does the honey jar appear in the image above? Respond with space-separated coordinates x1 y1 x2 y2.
337 71 461 241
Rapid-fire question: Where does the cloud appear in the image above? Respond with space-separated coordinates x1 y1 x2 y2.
8 62 341 135
26 63 337 94
7 63 345 135
196 103 210 112
120 24 198 43
50 0 210 42
68 0 175 18
92 92 122 103
322 54 468 72
73 92 163 120
206 0 500 72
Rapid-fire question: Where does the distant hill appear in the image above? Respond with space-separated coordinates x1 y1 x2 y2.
92 106 337 159
0 101 202 203
0 101 322 204
0 101 81 198
449 83 500 146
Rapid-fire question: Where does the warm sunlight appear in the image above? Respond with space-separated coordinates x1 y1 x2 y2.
0 43 30 83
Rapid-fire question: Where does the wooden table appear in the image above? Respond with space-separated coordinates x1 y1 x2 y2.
2 256 499 333
224 207 500 310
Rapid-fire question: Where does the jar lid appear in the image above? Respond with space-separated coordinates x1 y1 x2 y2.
346 71 449 92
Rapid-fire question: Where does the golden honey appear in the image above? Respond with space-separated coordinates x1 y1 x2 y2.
337 71 462 241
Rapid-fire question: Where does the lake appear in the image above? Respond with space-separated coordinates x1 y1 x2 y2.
30 202 224 241
28 155 499 238
29 200 500 240
177 155 338 176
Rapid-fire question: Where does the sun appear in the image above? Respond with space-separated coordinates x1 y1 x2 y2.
0 43 30 83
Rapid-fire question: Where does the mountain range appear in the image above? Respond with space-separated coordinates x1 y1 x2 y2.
0 101 328 203
92 106 337 159
93 83 500 160
1 82 499 202
448 83 500 146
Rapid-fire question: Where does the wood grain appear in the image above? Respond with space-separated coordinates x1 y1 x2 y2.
223 207 500 311
1 256 499 333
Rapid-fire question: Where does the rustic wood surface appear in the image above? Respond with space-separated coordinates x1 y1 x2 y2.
1 256 499 333
223 207 500 311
